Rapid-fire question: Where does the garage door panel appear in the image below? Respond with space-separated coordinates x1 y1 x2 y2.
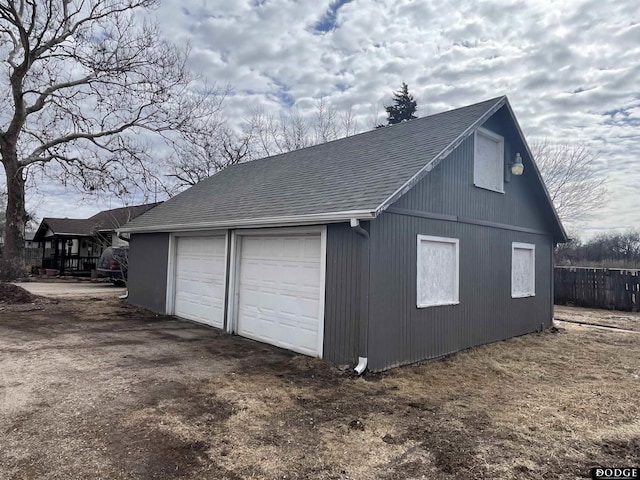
242 237 266 257
241 259 264 277
283 238 300 255
263 263 281 283
237 233 323 357
279 314 317 331
300 266 321 287
279 294 299 314
174 236 226 328
278 296 317 320
303 239 320 257
278 327 316 353
238 311 258 332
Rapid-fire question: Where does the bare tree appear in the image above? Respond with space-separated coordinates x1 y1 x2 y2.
279 108 312 153
314 97 360 143
532 139 607 227
163 99 360 196
164 128 251 194
555 229 640 268
246 100 359 159
0 0 226 279
314 97 338 144
244 107 305 159
340 104 359 138
0 188 5 246
244 108 278 158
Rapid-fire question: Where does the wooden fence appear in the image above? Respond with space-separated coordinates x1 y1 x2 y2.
554 266 640 311
23 248 44 267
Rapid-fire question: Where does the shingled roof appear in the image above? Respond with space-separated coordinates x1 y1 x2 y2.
120 96 566 241
34 203 161 241
36 218 95 237
87 203 161 232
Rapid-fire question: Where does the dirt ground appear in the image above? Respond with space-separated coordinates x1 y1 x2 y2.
0 289 638 479
0 283 38 304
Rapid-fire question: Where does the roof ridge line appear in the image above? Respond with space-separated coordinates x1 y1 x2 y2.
218 95 509 171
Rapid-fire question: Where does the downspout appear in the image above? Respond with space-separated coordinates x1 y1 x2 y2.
350 219 369 375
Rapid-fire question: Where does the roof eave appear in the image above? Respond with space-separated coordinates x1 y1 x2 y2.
118 210 377 234
47 232 93 237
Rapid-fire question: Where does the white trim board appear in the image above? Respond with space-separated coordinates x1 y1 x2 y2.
120 210 375 234
511 242 536 298
416 234 460 308
165 233 176 315
317 226 327 358
473 126 505 194
226 230 239 335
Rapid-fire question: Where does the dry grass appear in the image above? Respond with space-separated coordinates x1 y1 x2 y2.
556 305 640 332
0 297 638 479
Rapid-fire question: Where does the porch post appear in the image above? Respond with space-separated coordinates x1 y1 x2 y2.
59 237 66 276
53 236 59 272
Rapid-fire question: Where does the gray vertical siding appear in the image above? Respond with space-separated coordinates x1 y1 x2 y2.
128 232 169 313
394 128 552 233
362 110 558 371
323 223 363 365
367 213 553 371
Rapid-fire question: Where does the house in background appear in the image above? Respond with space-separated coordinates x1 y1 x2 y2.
0 231 42 268
120 96 567 372
0 231 40 249
33 203 160 275
24 231 40 249
24 231 43 268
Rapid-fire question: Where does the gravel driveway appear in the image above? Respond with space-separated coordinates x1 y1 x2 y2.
1 288 638 479
14 281 126 298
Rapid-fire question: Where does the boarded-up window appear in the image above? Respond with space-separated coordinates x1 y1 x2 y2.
512 242 535 298
474 127 504 193
417 235 459 308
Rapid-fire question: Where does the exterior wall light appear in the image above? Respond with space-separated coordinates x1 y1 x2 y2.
510 153 524 176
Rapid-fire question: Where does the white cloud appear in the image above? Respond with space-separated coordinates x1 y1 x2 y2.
16 0 640 238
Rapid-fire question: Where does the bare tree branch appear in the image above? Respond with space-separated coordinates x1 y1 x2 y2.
0 0 226 279
532 138 608 228
163 99 361 196
244 100 359 159
163 126 248 194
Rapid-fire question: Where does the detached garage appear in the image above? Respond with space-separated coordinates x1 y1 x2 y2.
121 96 567 372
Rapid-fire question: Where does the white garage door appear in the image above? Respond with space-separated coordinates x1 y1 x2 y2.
174 236 226 328
237 234 323 357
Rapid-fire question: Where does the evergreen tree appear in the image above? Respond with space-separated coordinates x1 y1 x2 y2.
382 82 418 126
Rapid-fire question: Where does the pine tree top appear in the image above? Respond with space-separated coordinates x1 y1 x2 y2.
384 82 418 126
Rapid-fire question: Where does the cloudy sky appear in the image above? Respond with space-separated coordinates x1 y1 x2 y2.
31 0 639 238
